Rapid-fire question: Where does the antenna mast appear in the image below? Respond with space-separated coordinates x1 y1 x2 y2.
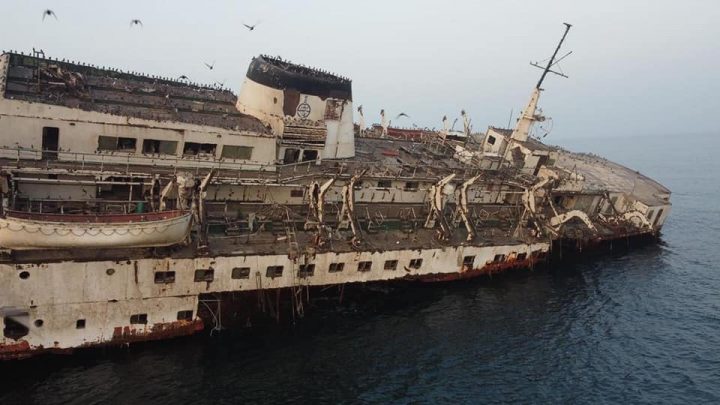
508 23 573 143
532 23 572 89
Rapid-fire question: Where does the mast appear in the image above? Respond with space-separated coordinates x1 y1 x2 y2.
536 23 572 90
510 23 572 143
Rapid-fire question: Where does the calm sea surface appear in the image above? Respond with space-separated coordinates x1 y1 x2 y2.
1 133 718 404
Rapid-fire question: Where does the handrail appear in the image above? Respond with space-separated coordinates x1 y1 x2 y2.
0 145 271 172
0 144 509 184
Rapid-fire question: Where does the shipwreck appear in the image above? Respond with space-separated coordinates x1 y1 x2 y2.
0 25 671 359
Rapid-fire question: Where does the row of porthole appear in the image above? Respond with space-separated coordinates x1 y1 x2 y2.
18 268 112 279
17 257 428 282
29 312 192 330
17 253 542 282
31 319 85 329
151 258 426 285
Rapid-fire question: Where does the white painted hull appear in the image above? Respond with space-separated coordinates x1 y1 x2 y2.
0 240 550 358
0 213 192 250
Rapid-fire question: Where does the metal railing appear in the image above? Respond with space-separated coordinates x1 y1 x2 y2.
0 141 513 186
0 145 273 174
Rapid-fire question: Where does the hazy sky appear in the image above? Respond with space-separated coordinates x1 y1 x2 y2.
2 0 719 140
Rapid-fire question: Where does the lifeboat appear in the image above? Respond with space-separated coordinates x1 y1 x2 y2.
0 210 192 250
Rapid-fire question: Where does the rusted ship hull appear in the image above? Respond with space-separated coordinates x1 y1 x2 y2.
1 241 550 359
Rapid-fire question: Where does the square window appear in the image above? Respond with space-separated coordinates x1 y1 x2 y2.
329 262 345 273
98 136 137 152
409 258 423 269
404 182 418 191
177 310 193 321
283 148 300 164
231 267 251 279
463 255 475 267
154 271 176 284
117 137 136 151
377 180 392 188
384 260 398 271
97 136 117 151
130 313 148 325
290 189 305 198
298 264 315 278
487 135 496 145
493 254 506 263
302 150 318 162
76 319 86 329
266 265 284 278
183 142 217 156
516 253 527 261
142 139 178 155
221 145 253 160
358 261 372 272
194 269 214 282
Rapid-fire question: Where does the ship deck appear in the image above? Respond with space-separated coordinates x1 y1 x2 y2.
7 226 538 265
553 149 671 206
0 137 517 185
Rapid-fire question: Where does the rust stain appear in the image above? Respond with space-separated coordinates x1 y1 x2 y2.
108 319 204 344
406 256 543 282
1 320 204 360
0 340 32 360
282 89 300 116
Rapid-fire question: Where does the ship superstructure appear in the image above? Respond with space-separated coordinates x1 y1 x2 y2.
0 27 671 359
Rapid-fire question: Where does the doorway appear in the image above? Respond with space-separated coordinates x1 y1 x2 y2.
42 127 59 160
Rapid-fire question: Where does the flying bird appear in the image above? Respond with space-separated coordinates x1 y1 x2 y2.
130 19 143 28
42 9 57 21
243 22 260 31
204 61 215 70
178 75 189 80
395 112 410 119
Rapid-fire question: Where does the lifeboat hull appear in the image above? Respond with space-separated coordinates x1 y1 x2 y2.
0 211 192 250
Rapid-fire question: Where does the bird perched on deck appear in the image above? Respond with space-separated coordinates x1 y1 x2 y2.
130 19 143 28
204 61 215 70
243 22 260 31
178 75 189 80
396 112 410 119
42 9 57 21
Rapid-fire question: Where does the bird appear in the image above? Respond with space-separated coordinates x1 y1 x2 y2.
130 19 143 28
395 112 410 119
42 9 57 21
204 61 215 70
178 75 189 80
243 22 260 31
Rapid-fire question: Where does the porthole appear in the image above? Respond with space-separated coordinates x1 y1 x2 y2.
19 271 30 279
106 268 115 276
34 319 44 327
